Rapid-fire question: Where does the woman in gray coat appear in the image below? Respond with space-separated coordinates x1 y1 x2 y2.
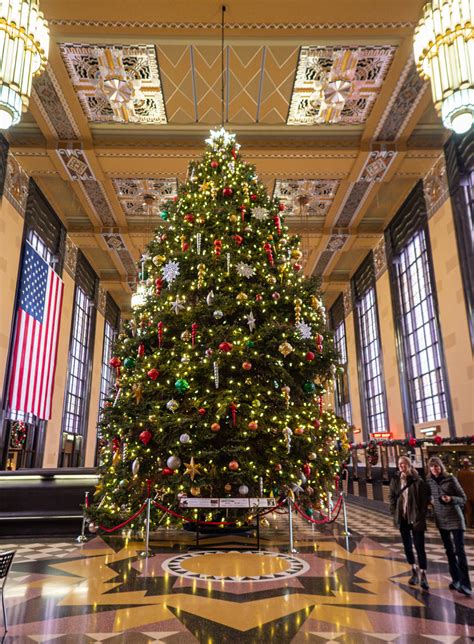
427 456 471 597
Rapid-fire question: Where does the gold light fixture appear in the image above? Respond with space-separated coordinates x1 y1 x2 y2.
0 0 49 129
96 48 144 123
414 0 474 134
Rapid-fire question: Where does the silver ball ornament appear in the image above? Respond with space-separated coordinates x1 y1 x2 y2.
238 484 249 496
180 433 191 444
166 455 182 470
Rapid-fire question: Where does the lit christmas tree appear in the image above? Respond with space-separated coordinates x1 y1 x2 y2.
89 129 348 529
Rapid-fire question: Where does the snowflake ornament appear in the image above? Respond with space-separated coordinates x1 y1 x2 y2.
162 260 180 284
295 321 312 340
236 262 256 279
252 207 270 221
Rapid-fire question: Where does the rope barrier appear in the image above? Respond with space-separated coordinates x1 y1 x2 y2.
98 502 147 533
152 501 236 525
292 495 343 525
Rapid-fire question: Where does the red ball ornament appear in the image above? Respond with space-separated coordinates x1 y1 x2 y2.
293 263 303 272
182 242 189 251
434 435 443 445
274 463 282 472
278 202 285 212
250 193 258 201
313 419 320 430
198 407 207 416
147 368 159 380
409 436 417 447
228 460 239 471
139 430 152 446
242 361 252 371
210 160 219 169
109 356 121 368
248 420 258 431
162 468 174 476
223 186 233 197
306 351 315 361
219 341 233 352
272 292 281 301
294 426 305 435
211 422 221 432
184 214 195 222
303 463 311 478
255 294 263 302
137 343 145 357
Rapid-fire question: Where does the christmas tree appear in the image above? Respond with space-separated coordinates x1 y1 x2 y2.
89 129 348 529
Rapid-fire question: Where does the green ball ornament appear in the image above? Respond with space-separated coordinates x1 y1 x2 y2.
124 357 136 369
138 270 149 281
303 381 316 394
160 210 169 221
246 340 255 348
306 507 314 517
175 378 190 394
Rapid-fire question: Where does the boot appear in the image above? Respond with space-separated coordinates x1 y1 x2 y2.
420 570 429 590
408 566 419 586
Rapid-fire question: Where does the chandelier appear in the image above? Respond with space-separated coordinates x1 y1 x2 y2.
414 0 474 134
96 48 145 123
0 0 49 129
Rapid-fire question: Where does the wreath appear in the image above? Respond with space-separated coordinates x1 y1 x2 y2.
366 439 379 466
10 421 27 449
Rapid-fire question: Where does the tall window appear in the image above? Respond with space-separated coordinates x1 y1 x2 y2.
394 231 447 421
63 286 94 436
352 253 388 437
98 319 117 415
60 251 97 467
330 295 352 425
386 181 452 435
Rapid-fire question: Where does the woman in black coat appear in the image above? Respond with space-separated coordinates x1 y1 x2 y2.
427 456 471 597
389 455 431 589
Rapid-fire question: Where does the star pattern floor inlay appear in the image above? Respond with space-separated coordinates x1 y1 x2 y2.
1 503 473 643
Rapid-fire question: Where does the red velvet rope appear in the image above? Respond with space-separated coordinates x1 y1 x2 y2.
292 495 343 525
98 502 147 533
153 501 236 525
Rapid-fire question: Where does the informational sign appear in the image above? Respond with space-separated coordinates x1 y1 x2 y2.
178 497 277 509
179 498 219 508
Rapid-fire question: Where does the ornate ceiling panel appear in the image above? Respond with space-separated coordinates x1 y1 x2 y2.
60 44 167 124
273 179 340 219
112 178 178 218
287 45 395 125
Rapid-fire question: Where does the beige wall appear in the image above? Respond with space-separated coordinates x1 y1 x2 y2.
375 271 405 439
0 196 24 399
429 199 474 437
84 311 105 467
42 271 75 467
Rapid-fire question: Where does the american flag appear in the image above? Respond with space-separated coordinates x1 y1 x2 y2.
8 242 64 420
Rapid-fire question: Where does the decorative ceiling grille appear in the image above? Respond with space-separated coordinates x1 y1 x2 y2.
274 179 339 218
112 178 178 217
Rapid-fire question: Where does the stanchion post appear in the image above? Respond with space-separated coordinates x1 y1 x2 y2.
287 497 297 553
139 497 153 558
341 491 351 537
327 491 333 521
76 491 89 543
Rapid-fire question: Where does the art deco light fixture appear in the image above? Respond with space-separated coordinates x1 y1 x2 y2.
0 0 49 129
414 0 474 134
96 48 145 123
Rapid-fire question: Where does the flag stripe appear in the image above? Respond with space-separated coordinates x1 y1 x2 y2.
8 243 64 420
44 274 63 419
37 269 55 419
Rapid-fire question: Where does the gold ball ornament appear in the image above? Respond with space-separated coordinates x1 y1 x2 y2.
248 420 258 431
291 249 303 260
230 213 239 223
236 292 248 303
180 330 191 341
278 341 294 357
190 486 201 496
266 276 277 285
308 452 317 461
152 255 166 266
224 483 232 493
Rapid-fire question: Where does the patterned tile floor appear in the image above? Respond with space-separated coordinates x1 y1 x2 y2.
0 502 472 643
